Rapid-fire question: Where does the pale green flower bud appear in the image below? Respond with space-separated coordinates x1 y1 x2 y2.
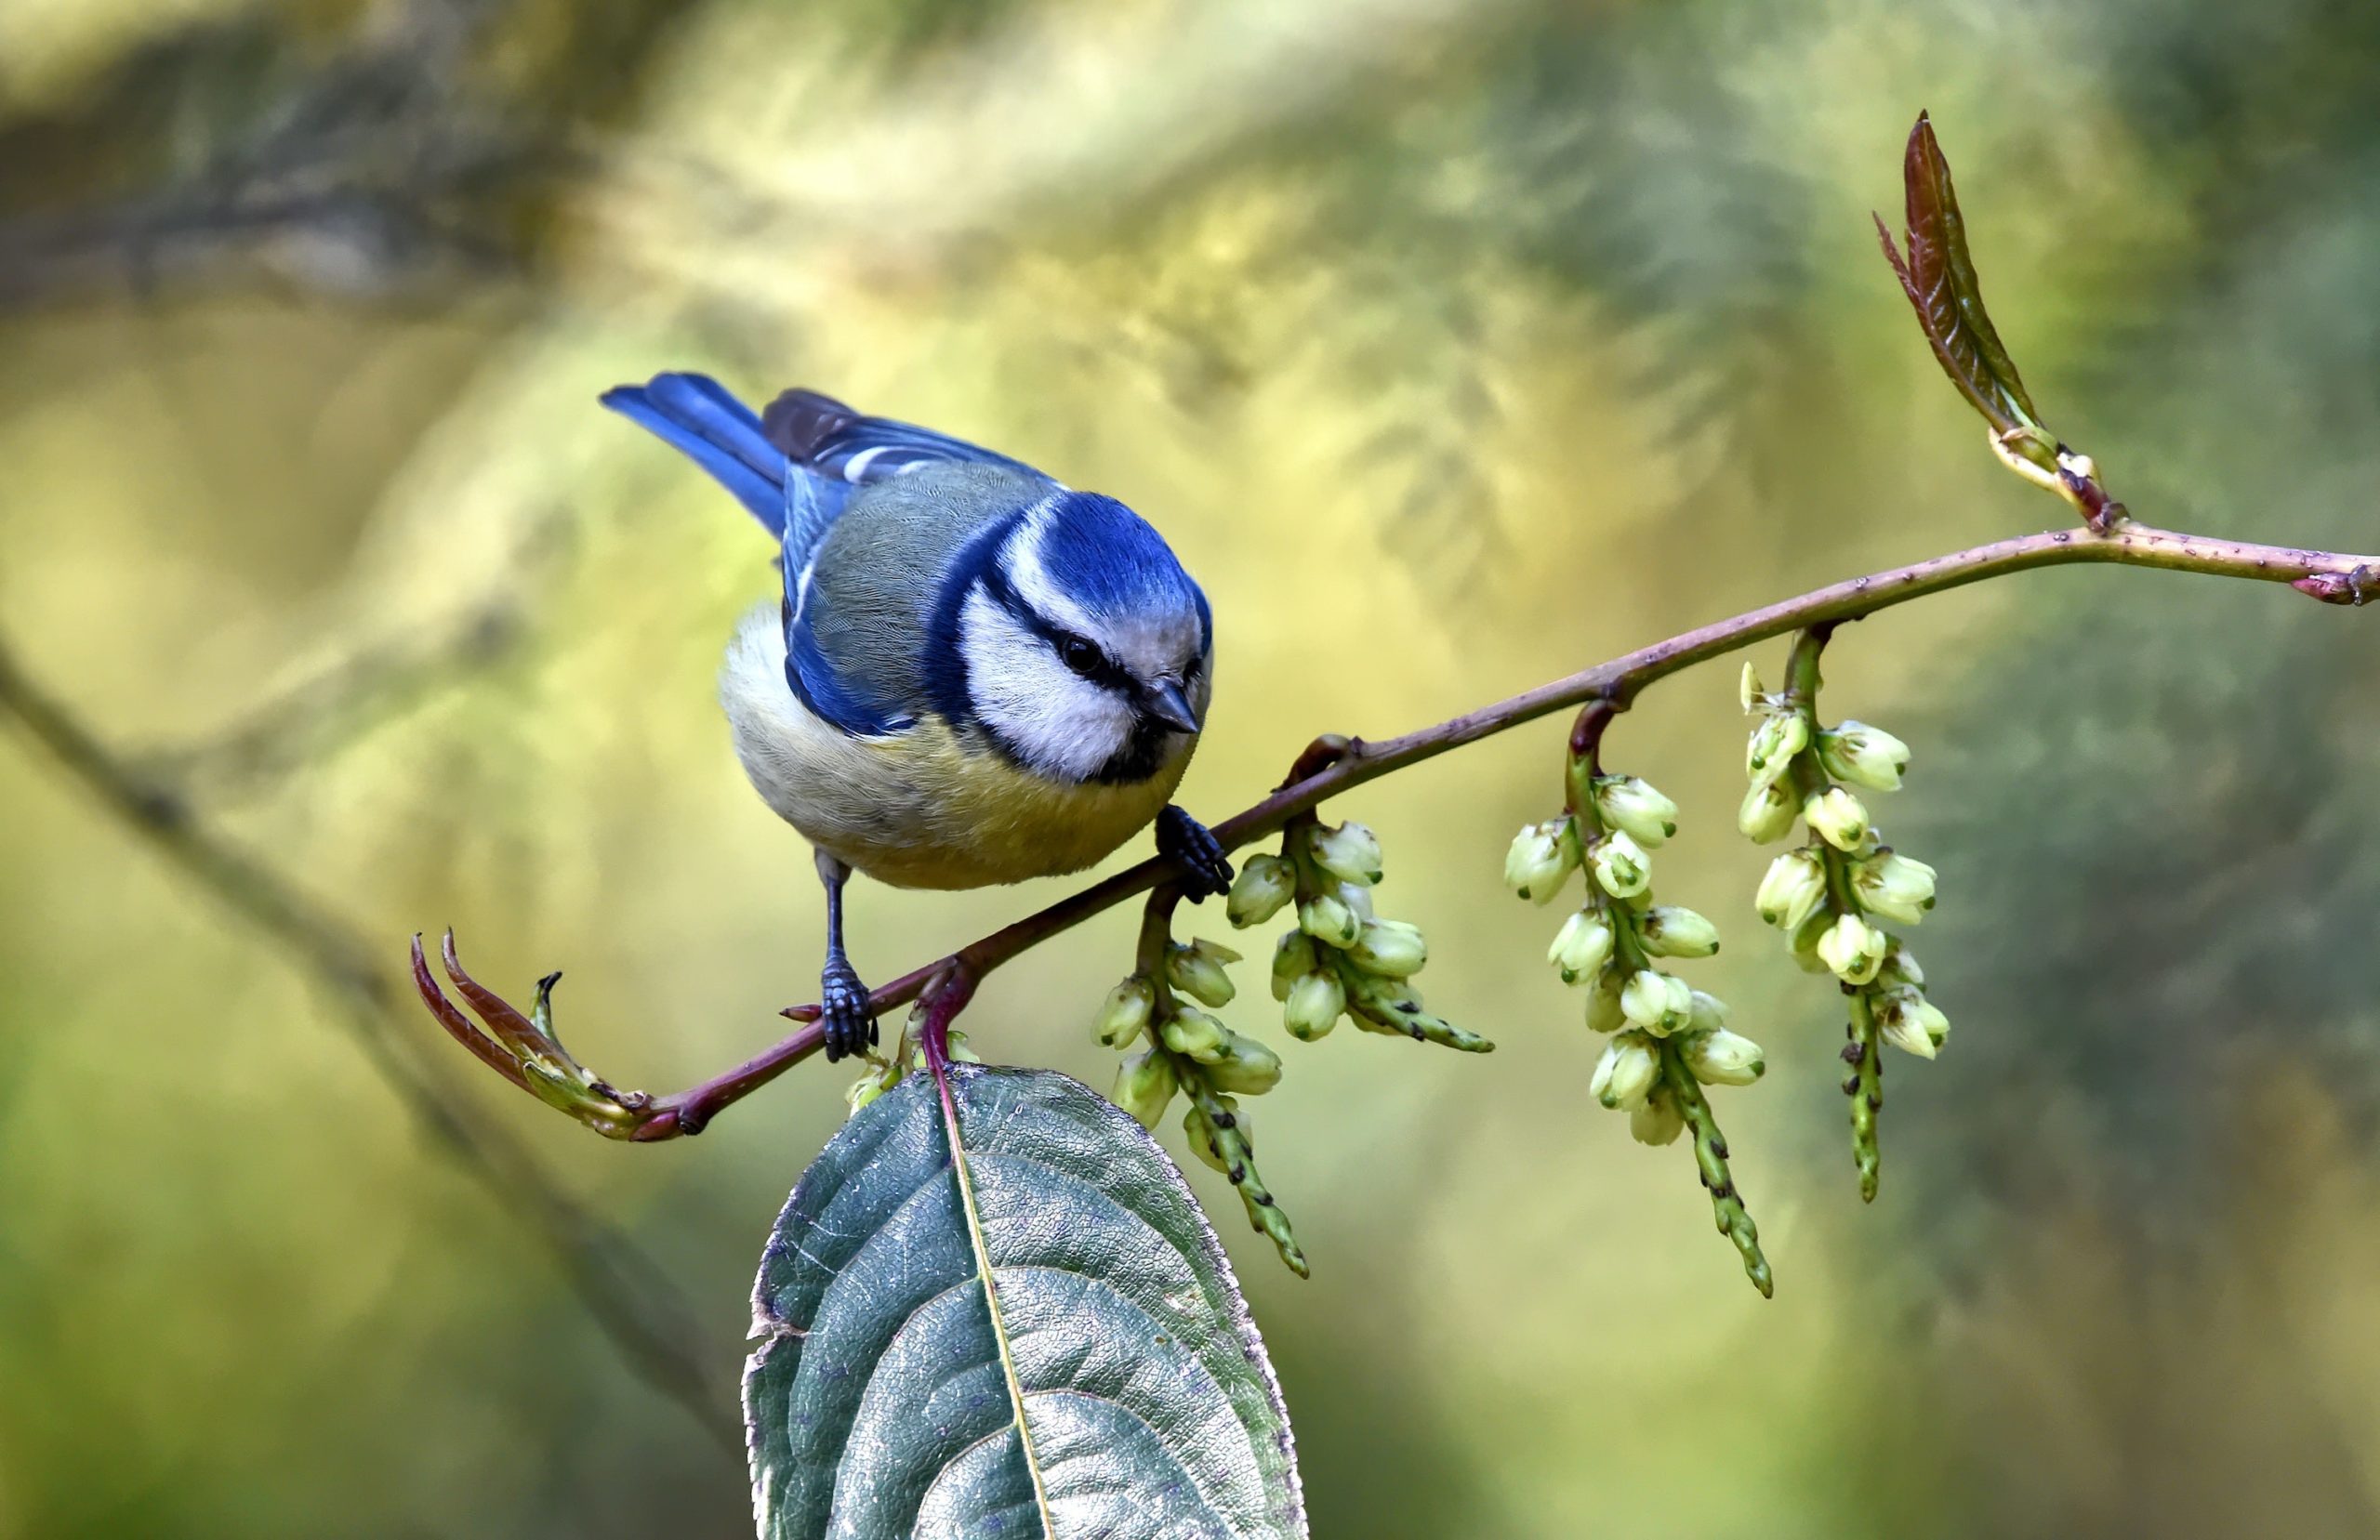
1110 1049 1177 1128
1874 985 1950 1059
1182 1104 1230 1173
1687 989 1729 1033
1270 931 1318 1001
845 1073 891 1115
1283 968 1345 1041
1299 892 1363 948
1790 910 1834 975
1803 786 1871 852
1306 822 1384 886
1815 912 1888 986
1756 849 1828 931
1226 853 1296 928
1504 820 1577 903
1166 939 1240 1008
1631 1085 1686 1146
1620 968 1695 1035
1739 661 1765 713
1336 880 1375 922
1349 918 1428 978
1205 1032 1285 1095
1852 850 1937 927
1681 1027 1765 1086
1547 909 1615 983
1594 776 1679 849
1590 830 1651 900
1877 941 1924 992
1738 779 1798 844
1584 970 1628 1033
1590 1029 1661 1111
1818 720 1911 792
1746 711 1811 788
1160 1007 1231 1063
1091 976 1156 1047
1639 905 1720 958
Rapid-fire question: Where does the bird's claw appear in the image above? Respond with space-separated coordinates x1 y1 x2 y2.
818 955 877 1062
411 930 654 1139
1157 805 1234 902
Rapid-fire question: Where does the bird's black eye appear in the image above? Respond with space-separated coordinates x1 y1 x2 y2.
1056 634 1104 679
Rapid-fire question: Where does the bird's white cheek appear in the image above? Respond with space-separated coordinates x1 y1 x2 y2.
959 591 1133 782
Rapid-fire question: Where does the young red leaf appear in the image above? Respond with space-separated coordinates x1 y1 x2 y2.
1875 112 2041 437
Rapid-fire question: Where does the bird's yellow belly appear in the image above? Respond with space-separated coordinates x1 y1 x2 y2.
720 603 1192 888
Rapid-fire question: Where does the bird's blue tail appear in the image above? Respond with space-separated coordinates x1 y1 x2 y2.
600 372 788 534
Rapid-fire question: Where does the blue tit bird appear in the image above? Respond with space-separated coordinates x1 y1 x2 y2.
601 372 1233 1060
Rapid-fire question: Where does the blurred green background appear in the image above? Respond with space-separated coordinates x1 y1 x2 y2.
6 0 2380 1534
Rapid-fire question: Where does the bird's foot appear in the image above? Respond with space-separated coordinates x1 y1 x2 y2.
818 954 877 1062
1157 805 1234 902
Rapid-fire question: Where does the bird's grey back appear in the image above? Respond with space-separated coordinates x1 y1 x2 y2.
800 462 1048 718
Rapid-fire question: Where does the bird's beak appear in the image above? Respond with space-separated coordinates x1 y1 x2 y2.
1144 679 1200 734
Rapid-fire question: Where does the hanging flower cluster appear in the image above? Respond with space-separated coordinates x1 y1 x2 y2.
1230 818 1488 1053
1740 633 1949 1200
1508 710 1771 1295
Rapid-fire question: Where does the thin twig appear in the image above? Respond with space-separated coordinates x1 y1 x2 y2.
0 632 738 1454
430 517 2380 1141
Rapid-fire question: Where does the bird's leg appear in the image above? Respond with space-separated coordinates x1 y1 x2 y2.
1156 805 1234 902
813 849 876 1060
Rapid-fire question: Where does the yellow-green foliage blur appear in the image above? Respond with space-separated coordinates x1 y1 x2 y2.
5 1 2380 1535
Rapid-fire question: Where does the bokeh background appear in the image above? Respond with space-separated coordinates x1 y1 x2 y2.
5 0 2380 1534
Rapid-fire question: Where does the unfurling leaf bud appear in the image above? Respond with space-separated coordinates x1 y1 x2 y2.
1226 854 1296 928
1548 909 1616 983
1852 850 1938 927
1803 787 1871 851
845 1073 891 1115
1620 968 1695 1036
1815 912 1888 986
1756 849 1828 931
1299 892 1363 948
1590 1029 1661 1111
1594 776 1679 848
1590 831 1651 900
1738 778 1798 844
1166 939 1241 1008
1632 1085 1686 1146
1160 1007 1231 1063
1110 1049 1177 1128
1746 712 1811 788
1818 720 1911 792
945 1028 982 1065
1504 820 1578 903
1874 985 1950 1060
1270 932 1318 1001
1739 662 1765 713
1349 919 1428 978
1206 1032 1285 1095
1687 989 1729 1034
1283 968 1346 1041
1307 822 1384 886
1091 976 1156 1047
1584 970 1628 1033
1639 905 1721 958
1681 1027 1765 1086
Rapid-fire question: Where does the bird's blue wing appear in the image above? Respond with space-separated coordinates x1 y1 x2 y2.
761 388 1053 491
779 528 916 739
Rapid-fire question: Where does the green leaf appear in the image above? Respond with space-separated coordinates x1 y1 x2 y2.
1873 112 2042 439
746 1064 1306 1540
